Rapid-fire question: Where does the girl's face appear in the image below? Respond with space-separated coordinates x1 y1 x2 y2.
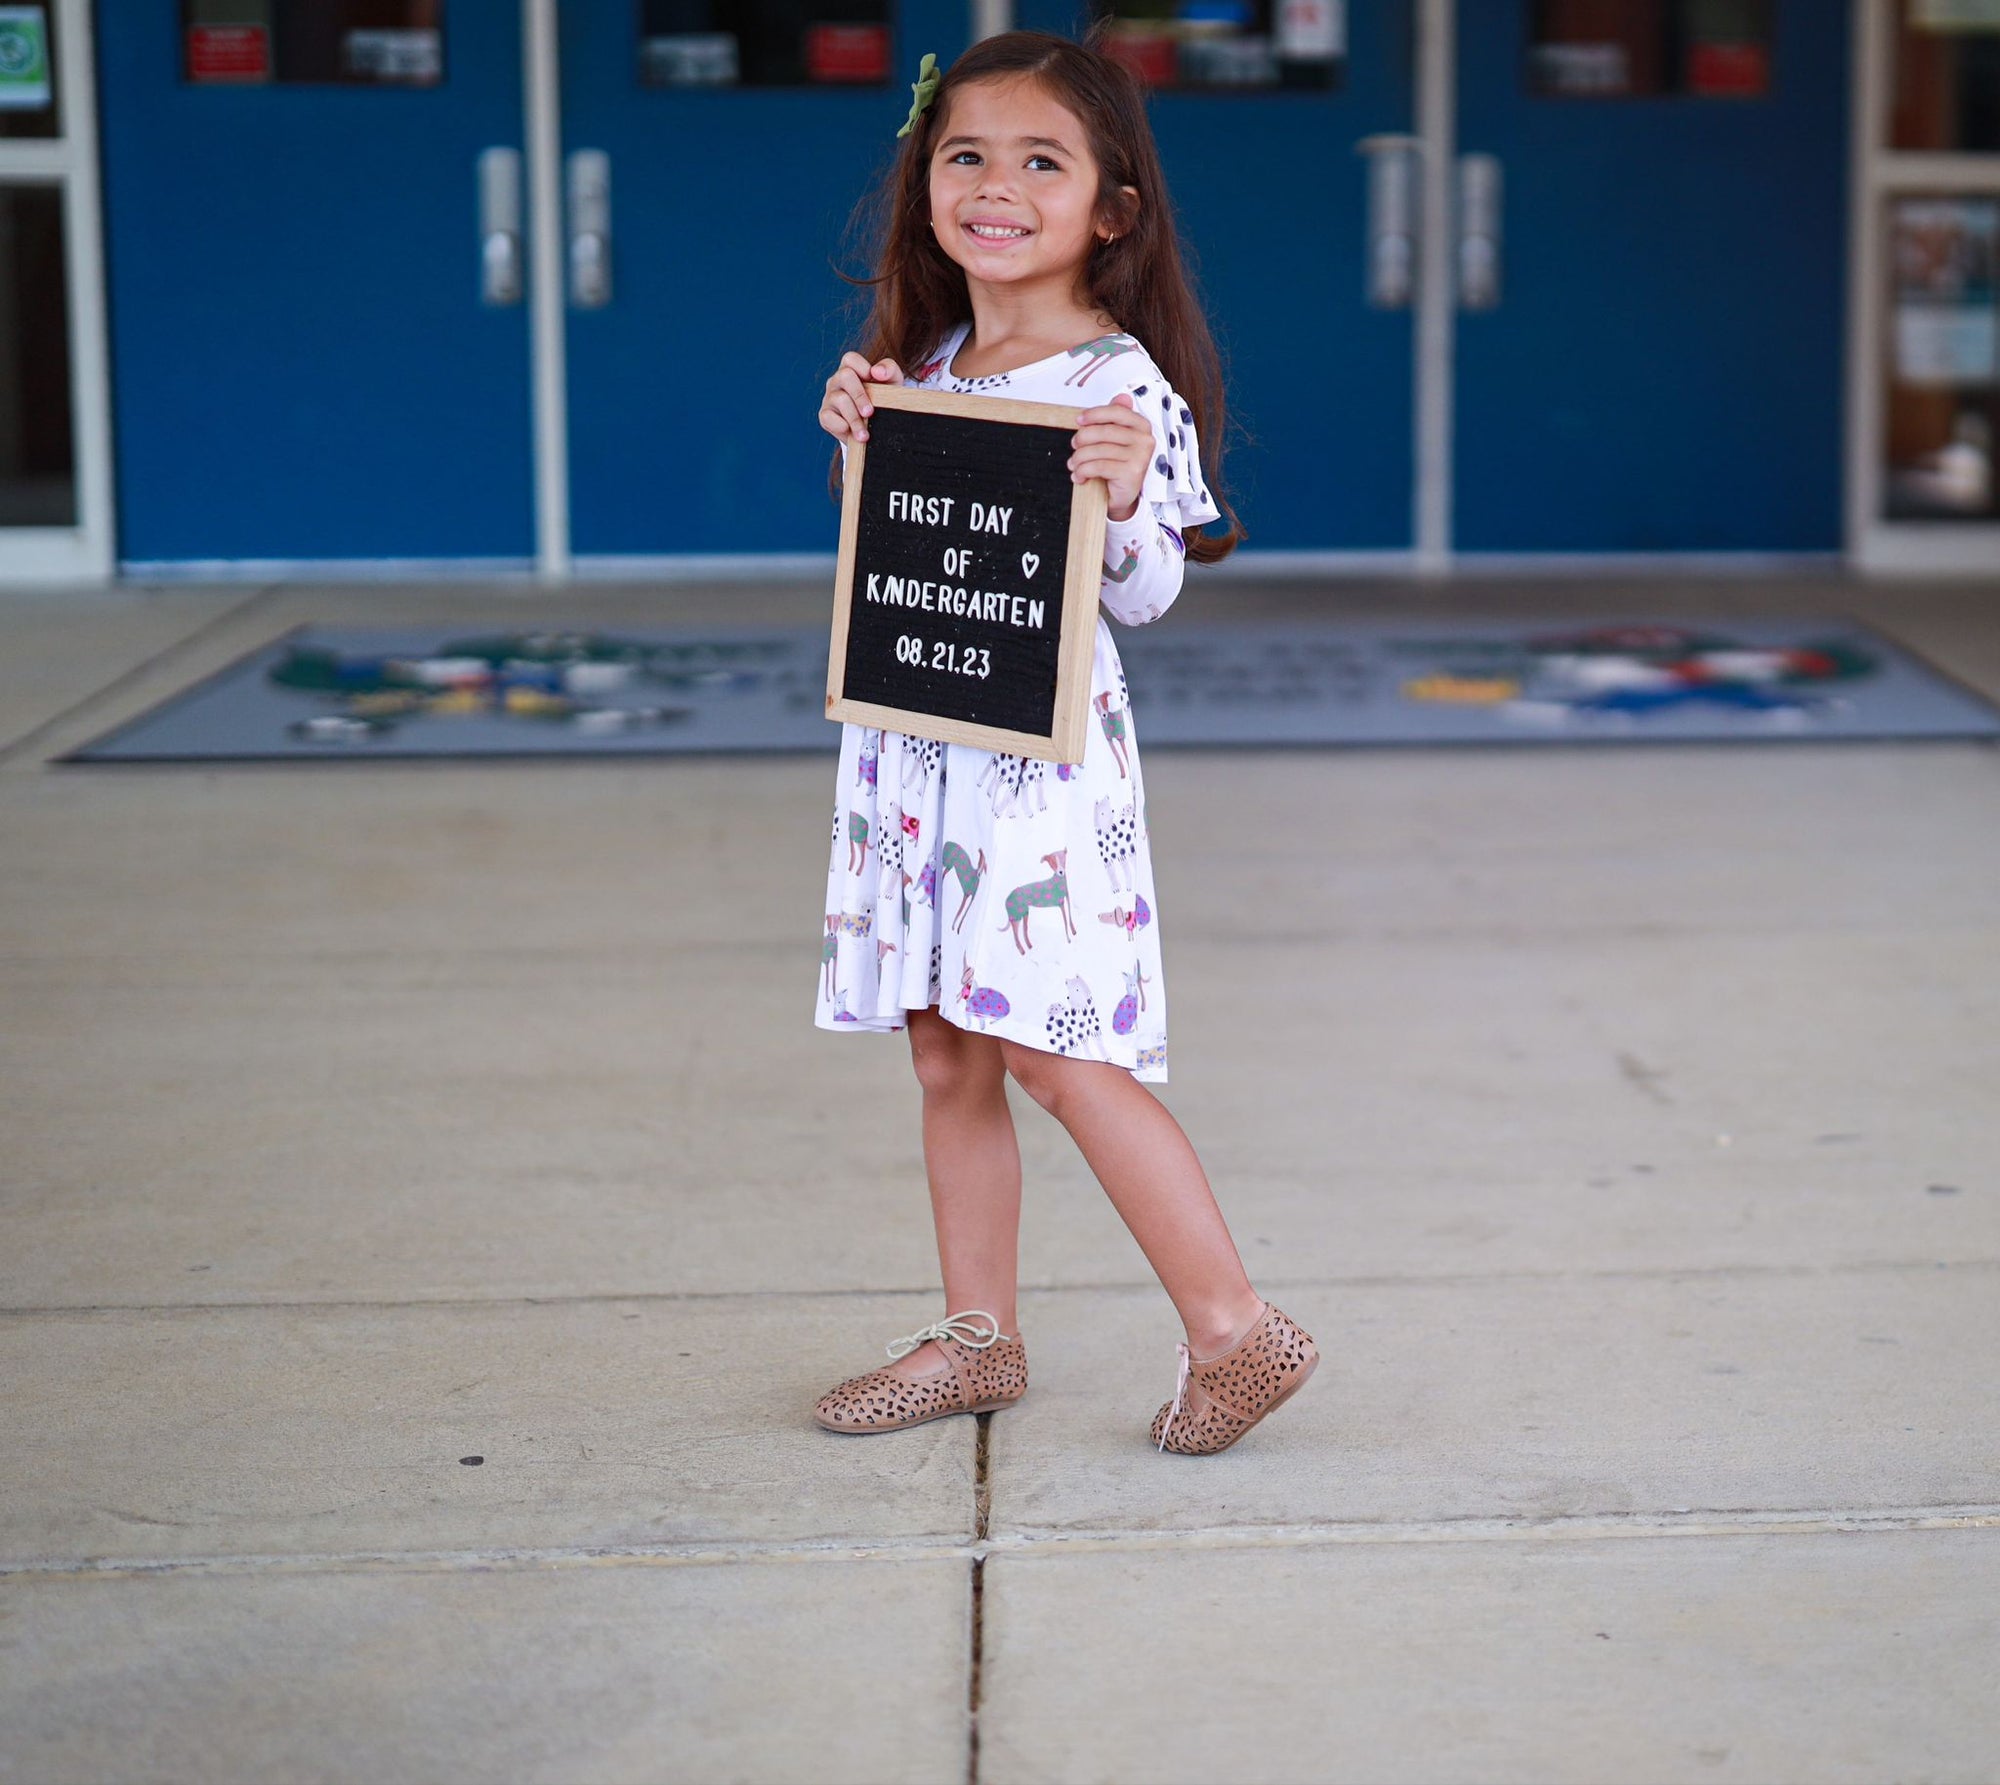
927 76 1119 297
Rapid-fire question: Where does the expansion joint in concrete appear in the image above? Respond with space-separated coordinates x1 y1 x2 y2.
6 1253 1997 1322
974 1503 2000 1559
966 1411 994 1785
7 1502 1995 1584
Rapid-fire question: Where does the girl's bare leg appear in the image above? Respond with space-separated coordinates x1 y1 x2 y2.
880 1007 1023 1385
997 1043 1265 1358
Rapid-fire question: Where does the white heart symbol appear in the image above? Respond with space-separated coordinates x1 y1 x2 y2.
1021 552 1041 579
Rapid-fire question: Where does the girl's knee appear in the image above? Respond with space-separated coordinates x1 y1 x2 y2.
998 1040 1067 1115
908 1010 1002 1101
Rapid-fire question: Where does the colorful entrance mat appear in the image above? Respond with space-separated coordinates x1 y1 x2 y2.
61 617 2000 762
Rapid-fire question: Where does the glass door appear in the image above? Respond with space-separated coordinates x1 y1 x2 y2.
1853 0 2000 569
1453 1 1850 555
0 0 114 581
94 2 534 570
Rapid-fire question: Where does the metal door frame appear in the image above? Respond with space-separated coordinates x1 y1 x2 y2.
0 0 115 584
1845 0 2000 573
525 0 569 583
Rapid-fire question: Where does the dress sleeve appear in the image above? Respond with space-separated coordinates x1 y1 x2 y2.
1094 367 1222 628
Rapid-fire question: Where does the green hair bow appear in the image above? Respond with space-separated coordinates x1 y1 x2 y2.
897 51 940 139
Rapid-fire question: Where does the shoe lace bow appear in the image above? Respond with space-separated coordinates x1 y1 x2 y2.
1156 1341 1192 1451
886 1310 1012 1359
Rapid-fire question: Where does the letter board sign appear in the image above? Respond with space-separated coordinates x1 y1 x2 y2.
826 386 1107 763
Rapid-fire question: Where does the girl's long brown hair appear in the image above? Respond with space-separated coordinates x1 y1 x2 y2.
834 27 1243 563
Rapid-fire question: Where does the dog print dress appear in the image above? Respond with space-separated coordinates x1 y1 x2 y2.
813 320 1220 1083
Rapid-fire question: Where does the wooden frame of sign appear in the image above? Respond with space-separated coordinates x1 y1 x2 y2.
826 385 1107 765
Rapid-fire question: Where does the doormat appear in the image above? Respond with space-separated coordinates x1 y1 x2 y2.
59 617 2000 762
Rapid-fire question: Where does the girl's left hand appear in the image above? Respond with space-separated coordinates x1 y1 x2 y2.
1070 393 1154 523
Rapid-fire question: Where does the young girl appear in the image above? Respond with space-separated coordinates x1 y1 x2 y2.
810 30 1315 1456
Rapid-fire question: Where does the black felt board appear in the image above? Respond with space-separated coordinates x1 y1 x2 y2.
826 387 1104 762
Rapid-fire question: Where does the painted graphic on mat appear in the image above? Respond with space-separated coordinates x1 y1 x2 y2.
267 631 814 743
1392 625 1881 728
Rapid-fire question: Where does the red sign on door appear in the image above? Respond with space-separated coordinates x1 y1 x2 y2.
1687 43 1769 98
1102 27 1177 88
806 24 889 84
187 26 271 83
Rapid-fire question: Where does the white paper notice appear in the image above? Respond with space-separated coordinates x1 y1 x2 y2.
1278 0 1342 60
1895 306 1999 386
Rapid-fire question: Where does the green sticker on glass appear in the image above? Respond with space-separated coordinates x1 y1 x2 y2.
0 7 50 111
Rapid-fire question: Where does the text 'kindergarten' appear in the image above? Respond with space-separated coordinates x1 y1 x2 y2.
862 574 1045 630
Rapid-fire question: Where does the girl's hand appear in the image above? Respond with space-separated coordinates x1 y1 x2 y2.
1070 392 1154 522
820 351 905 444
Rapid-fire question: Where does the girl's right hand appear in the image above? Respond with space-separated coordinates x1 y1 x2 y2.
820 351 905 444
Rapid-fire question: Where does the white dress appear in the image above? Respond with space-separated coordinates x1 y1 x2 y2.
813 320 1220 1083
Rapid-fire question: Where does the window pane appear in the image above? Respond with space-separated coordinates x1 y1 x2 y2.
1892 0 2000 153
1882 195 2000 520
639 0 892 88
1088 0 1345 92
0 183 76 527
1527 0 1772 99
182 2 445 88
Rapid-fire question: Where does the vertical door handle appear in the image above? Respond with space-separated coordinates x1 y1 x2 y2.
568 150 612 309
1355 133 1419 309
1456 153 1502 310
477 147 523 306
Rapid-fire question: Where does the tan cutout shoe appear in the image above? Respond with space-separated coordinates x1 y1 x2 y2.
1149 1302 1317 1455
814 1310 1028 1433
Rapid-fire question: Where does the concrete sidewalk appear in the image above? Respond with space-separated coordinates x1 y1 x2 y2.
2 572 1996 1785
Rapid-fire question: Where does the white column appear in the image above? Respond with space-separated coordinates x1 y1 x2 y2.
1413 0 1455 576
524 0 571 581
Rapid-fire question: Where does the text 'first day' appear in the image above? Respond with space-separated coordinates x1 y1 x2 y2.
887 492 1014 534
